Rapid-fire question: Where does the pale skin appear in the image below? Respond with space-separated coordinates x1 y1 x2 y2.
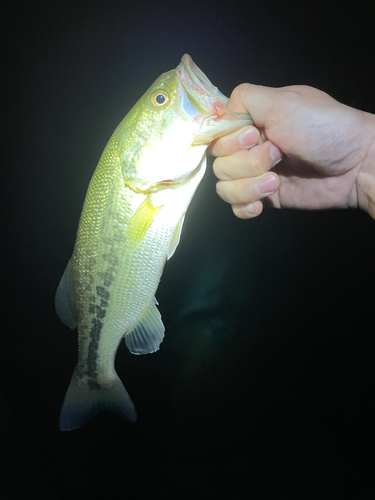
209 84 375 220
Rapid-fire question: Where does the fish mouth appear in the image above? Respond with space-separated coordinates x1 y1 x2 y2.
177 54 229 115
177 54 254 145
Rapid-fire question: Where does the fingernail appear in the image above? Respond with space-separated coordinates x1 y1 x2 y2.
257 174 278 195
243 203 257 217
270 143 283 164
239 128 259 148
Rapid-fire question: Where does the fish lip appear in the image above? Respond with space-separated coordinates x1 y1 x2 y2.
177 54 254 145
180 54 216 96
177 54 228 114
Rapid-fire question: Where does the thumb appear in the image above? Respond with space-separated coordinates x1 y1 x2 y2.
226 83 280 129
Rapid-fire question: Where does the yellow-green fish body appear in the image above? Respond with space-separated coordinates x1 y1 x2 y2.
56 55 253 430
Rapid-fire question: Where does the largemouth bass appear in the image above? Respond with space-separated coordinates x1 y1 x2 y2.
55 54 253 430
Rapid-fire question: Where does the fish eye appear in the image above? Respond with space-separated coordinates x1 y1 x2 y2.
150 90 169 107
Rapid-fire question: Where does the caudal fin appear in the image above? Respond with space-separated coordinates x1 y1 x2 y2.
59 367 137 431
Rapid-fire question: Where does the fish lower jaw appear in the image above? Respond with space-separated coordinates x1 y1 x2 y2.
157 161 204 185
124 160 206 195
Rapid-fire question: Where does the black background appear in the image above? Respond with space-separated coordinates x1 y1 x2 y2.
2 0 375 498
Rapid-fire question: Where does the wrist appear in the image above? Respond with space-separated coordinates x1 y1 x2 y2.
356 111 375 220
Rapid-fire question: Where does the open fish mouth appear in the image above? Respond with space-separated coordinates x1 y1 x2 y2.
177 54 254 145
177 54 229 115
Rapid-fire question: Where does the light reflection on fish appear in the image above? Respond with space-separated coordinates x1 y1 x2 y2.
55 54 253 430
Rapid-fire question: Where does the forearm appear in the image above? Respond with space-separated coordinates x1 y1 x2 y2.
356 111 375 220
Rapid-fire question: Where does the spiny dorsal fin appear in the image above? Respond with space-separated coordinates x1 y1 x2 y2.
125 300 165 355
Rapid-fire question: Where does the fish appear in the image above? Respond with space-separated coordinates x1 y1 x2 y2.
55 54 253 430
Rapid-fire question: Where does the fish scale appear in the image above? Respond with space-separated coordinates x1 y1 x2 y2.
55 54 253 430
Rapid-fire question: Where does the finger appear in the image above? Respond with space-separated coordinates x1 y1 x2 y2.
213 141 283 181
209 125 259 157
216 172 280 206
232 200 264 219
225 83 280 128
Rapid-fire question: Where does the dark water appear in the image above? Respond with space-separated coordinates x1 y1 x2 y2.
2 1 375 498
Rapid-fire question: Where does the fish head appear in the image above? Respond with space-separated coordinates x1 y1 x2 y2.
119 54 253 190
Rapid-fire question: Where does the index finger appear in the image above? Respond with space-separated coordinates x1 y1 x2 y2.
209 83 280 157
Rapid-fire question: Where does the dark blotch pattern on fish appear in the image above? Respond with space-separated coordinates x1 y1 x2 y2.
85 316 104 382
87 378 100 389
85 286 111 386
103 271 114 287
96 286 110 300
84 251 117 388
88 304 107 318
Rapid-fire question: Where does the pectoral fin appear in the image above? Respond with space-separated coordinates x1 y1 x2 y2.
125 300 165 355
126 195 162 249
167 213 186 260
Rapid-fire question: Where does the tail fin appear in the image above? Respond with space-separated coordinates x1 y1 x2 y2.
59 367 137 431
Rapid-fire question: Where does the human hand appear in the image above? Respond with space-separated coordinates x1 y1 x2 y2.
209 84 375 219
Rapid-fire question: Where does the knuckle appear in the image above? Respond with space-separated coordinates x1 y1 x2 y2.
211 136 230 157
213 158 225 179
233 83 253 98
216 181 228 202
250 156 263 176
229 83 253 108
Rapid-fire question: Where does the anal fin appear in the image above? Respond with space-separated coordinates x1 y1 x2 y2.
125 300 165 355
